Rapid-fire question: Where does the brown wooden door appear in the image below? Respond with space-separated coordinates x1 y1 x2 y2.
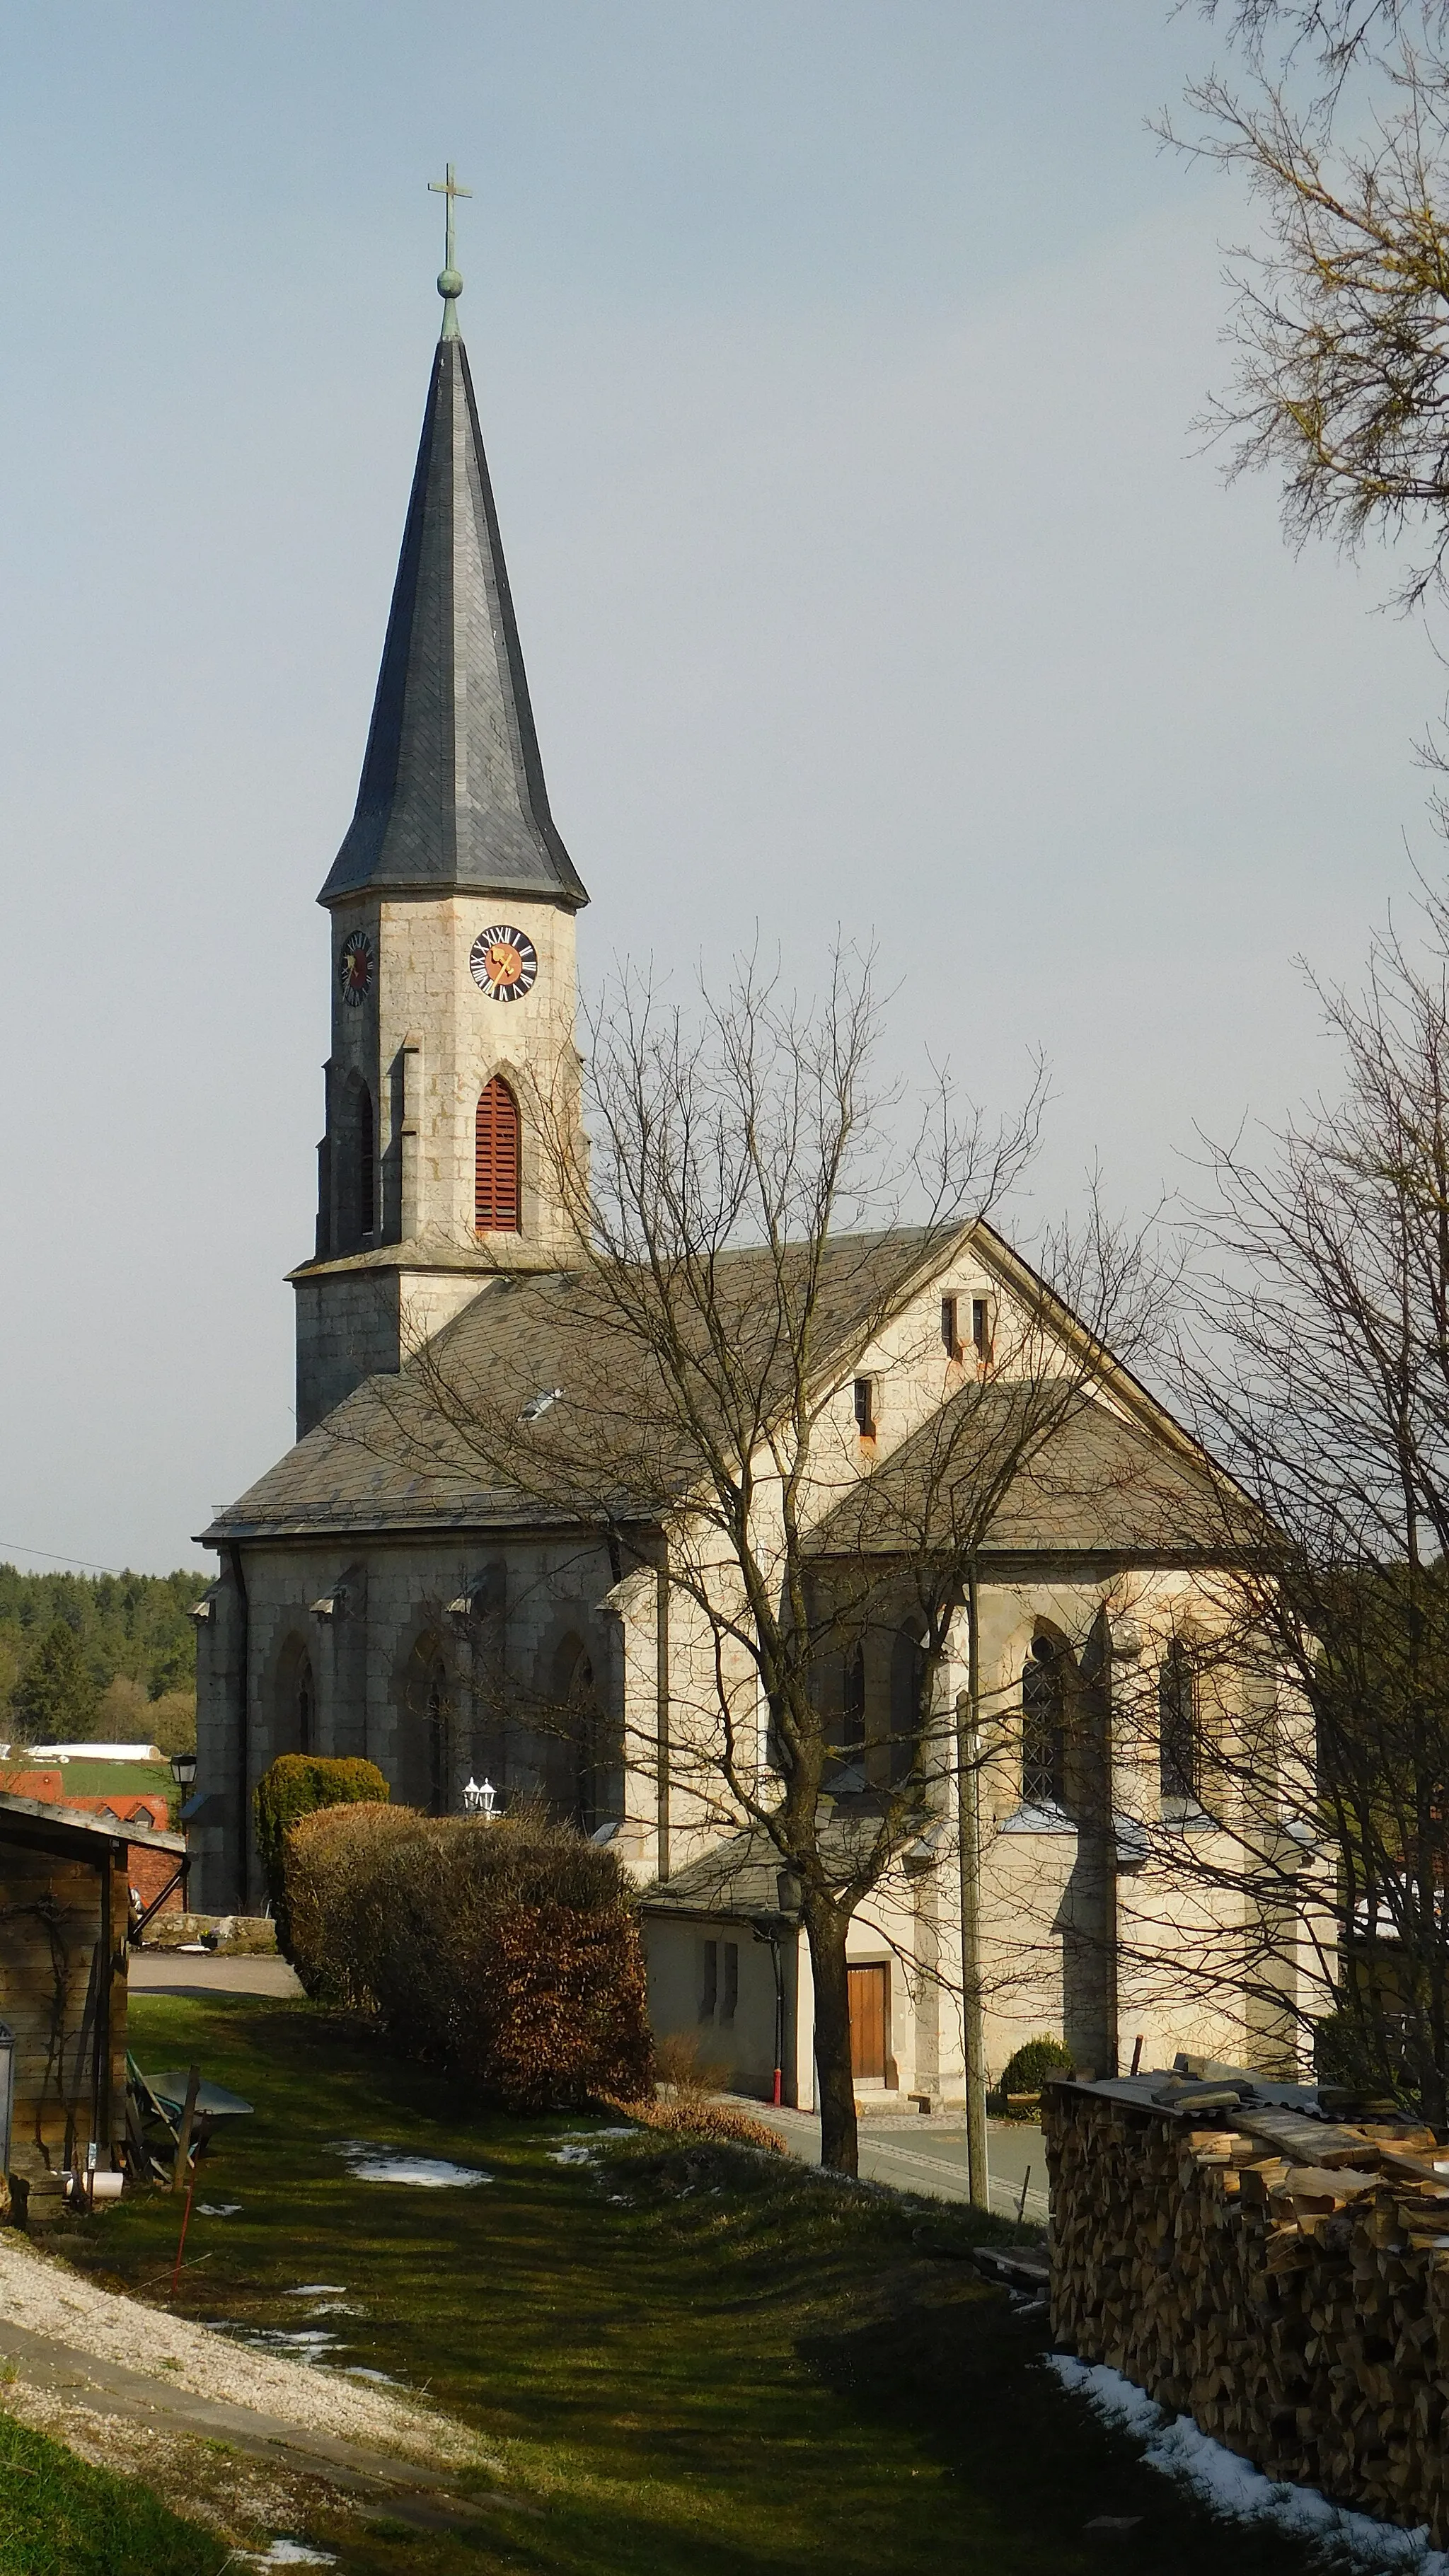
848 1963 889 2081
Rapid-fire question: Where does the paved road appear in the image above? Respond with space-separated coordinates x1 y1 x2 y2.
736 2099 1049 2224
129 1951 303 1997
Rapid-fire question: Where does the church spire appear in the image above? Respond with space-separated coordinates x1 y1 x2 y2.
320 178 588 911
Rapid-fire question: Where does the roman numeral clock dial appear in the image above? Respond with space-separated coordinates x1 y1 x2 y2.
470 925 538 1003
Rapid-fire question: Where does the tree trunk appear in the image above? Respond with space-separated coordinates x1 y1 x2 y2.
805 1894 858 2176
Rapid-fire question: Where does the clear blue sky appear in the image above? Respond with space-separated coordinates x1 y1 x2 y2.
0 2 1438 1573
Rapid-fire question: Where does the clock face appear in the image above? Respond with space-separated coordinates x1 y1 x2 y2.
470 924 538 1003
338 929 373 1007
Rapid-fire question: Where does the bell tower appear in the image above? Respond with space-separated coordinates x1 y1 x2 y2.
291 173 590 1437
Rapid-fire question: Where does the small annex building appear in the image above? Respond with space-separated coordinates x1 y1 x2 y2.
194 238 1317 2106
0 1790 185 2209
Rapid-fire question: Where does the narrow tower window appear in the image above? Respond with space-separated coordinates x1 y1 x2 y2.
475 1078 521 1234
357 1085 375 1238
335 1075 374 1251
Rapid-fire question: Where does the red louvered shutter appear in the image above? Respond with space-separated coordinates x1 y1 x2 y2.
475 1078 521 1233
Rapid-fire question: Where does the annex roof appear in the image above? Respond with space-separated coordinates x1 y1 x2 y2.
318 330 587 912
805 1380 1245 1563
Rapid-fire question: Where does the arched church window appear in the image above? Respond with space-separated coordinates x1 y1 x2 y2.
336 1075 374 1249
1022 1634 1068 1808
545 1634 601 1833
426 1658 451 1816
824 1641 867 1789
1159 1638 1200 1804
476 1078 521 1235
296 1656 315 1756
889 1622 928 1787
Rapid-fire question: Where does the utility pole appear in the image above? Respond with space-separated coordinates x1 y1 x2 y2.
957 1561 990 2211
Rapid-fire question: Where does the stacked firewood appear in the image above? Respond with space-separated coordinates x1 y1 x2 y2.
1044 2081 1449 2541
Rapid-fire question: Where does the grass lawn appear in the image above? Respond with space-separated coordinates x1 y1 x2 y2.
11 1758 178 1820
39 1992 1328 2576
0 2408 220 2576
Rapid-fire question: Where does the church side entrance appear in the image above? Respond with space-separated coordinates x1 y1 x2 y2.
848 1963 889 2083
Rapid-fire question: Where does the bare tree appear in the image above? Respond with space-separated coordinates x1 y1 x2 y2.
345 950 1162 2175
1158 887 1449 2115
1169 5 1449 615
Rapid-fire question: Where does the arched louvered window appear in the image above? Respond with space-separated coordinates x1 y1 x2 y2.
475 1078 521 1234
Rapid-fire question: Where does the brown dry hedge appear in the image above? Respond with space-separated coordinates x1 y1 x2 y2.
284 1800 653 2110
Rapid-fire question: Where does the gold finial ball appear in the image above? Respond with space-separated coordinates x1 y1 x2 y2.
437 266 463 301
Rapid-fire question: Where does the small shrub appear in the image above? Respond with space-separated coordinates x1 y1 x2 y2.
599 2092 785 2154
284 1801 653 2109
253 1755 388 1961
652 2031 730 2104
992 2033 1073 2115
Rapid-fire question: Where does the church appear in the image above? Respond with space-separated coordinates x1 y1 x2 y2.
193 221 1320 2108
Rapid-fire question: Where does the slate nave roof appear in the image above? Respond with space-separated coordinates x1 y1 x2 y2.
202 1225 1240 1562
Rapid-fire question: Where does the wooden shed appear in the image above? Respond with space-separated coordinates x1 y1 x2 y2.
0 1789 187 2209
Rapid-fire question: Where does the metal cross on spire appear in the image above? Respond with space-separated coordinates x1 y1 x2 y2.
429 163 472 337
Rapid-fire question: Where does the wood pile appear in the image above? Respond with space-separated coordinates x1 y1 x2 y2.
1044 2080 1449 2541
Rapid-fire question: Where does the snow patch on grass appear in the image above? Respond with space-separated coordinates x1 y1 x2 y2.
236 2544 337 2568
329 2139 492 2189
1049 2355 1449 2573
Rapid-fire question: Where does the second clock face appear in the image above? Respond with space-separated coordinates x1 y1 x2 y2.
338 929 373 1007
470 925 538 1003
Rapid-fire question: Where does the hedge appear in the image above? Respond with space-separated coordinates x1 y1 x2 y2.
283 1801 653 2110
993 2033 1074 2110
253 1755 388 1960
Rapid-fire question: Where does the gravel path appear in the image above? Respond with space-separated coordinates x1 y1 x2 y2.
0 2234 478 2465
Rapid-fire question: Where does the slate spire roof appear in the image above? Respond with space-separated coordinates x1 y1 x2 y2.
319 325 588 910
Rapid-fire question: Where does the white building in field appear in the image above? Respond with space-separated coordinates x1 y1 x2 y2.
194 246 1319 2106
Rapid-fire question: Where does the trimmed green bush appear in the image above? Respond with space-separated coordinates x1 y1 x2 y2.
993 2033 1074 2112
253 1754 388 1960
284 1799 653 2109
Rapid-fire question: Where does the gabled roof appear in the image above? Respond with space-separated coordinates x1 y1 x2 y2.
204 1229 951 1542
202 1219 1235 1561
319 333 587 911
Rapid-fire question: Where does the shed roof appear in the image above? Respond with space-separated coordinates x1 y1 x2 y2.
0 1790 185 1856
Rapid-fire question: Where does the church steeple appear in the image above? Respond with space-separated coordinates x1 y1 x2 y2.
319 197 587 912
292 191 591 1439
